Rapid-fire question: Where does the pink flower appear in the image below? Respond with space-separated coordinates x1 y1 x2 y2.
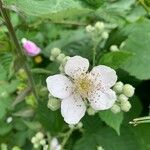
21 38 41 56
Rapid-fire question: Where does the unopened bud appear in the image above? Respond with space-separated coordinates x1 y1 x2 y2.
51 48 61 57
50 55 55 61
47 97 61 111
113 81 124 94
110 45 119 52
56 53 65 63
120 100 131 112
111 104 121 114
97 146 104 150
6 117 13 124
31 137 37 144
12 146 21 150
21 38 41 56
122 84 135 97
59 65 64 73
77 122 83 128
102 31 109 39
62 56 70 65
95 21 105 30
87 107 97 115
118 94 128 103
86 25 95 32
40 139 46 145
36 132 44 140
34 143 40 148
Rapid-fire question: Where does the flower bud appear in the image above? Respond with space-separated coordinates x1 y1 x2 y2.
95 21 105 30
34 143 40 148
1 143 7 150
51 48 61 57
50 55 55 61
87 107 97 115
56 53 65 63
6 117 13 124
86 25 95 32
0 91 8 98
21 38 41 56
12 146 21 150
43 145 48 150
36 132 44 140
122 84 135 97
47 97 61 111
111 104 121 114
31 137 37 144
97 146 104 150
110 45 119 52
101 31 109 39
120 100 131 112
59 65 64 73
118 94 128 103
40 139 46 145
77 122 83 128
62 56 70 65
34 55 43 64
113 81 123 94
119 41 126 49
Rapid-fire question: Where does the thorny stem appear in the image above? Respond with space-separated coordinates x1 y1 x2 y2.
0 0 39 104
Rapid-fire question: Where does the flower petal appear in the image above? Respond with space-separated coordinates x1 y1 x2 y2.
65 56 89 78
90 65 117 88
46 74 73 99
88 88 116 110
61 93 86 124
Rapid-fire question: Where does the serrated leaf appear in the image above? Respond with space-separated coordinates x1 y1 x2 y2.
74 126 140 150
99 110 123 135
99 51 133 69
121 19 150 80
13 0 91 21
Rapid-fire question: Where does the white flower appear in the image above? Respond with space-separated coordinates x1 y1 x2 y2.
46 56 117 124
50 138 61 150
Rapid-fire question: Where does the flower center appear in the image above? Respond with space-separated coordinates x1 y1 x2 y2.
74 74 94 98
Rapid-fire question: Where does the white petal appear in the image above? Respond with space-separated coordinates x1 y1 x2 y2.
88 88 116 110
61 93 86 124
65 56 89 78
91 65 117 88
46 74 73 99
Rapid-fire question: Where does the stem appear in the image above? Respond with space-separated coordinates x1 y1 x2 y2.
0 0 39 103
129 116 150 126
61 128 74 150
92 40 100 67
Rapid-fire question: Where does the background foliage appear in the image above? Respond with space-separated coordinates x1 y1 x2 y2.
0 0 150 149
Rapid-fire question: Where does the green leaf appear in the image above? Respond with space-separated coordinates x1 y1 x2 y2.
99 110 123 135
99 51 133 69
36 100 64 134
121 19 150 80
0 64 7 80
0 121 12 136
0 97 12 120
133 124 150 150
13 0 91 21
74 126 140 150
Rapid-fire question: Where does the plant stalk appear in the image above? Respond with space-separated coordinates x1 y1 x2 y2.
0 0 39 104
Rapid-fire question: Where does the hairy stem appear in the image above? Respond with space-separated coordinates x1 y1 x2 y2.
0 0 39 103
